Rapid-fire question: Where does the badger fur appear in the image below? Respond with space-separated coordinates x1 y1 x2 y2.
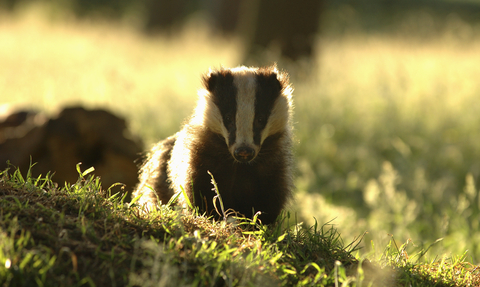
134 65 294 224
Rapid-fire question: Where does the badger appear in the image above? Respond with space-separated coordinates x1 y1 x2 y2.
133 65 294 224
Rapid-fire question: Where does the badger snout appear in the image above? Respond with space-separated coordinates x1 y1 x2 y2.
233 146 256 163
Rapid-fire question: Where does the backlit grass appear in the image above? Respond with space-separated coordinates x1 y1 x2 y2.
293 34 480 262
2 165 479 286
0 164 363 286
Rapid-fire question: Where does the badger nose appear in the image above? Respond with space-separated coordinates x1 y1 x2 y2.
234 146 255 163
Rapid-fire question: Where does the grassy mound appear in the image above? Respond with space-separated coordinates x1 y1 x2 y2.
1 165 478 286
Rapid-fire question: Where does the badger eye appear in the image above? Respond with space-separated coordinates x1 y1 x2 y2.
224 114 234 127
256 116 266 125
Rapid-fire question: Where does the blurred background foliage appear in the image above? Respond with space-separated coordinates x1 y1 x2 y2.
1 0 480 263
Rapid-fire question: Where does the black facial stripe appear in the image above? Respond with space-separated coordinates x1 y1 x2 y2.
205 70 237 146
253 72 282 145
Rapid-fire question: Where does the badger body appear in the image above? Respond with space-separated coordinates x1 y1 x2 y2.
134 66 294 224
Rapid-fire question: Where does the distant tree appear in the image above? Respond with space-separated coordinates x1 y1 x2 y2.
143 0 323 62
144 0 191 33
242 0 323 62
208 0 243 34
0 0 16 11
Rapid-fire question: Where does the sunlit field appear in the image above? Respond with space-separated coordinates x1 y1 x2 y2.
0 6 241 142
294 35 480 263
2 5 480 264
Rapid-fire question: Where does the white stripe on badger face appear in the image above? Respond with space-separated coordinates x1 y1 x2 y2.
192 89 226 136
232 71 258 155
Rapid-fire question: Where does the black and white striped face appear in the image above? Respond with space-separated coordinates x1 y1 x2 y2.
195 66 292 163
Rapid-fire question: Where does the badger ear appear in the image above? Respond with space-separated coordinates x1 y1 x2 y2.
265 71 283 93
274 70 291 93
258 65 286 91
203 71 219 92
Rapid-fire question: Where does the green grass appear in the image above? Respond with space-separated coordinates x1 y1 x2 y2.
0 165 357 286
292 35 480 262
1 165 479 286
1 3 480 285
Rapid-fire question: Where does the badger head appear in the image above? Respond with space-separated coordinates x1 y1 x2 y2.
193 66 293 163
